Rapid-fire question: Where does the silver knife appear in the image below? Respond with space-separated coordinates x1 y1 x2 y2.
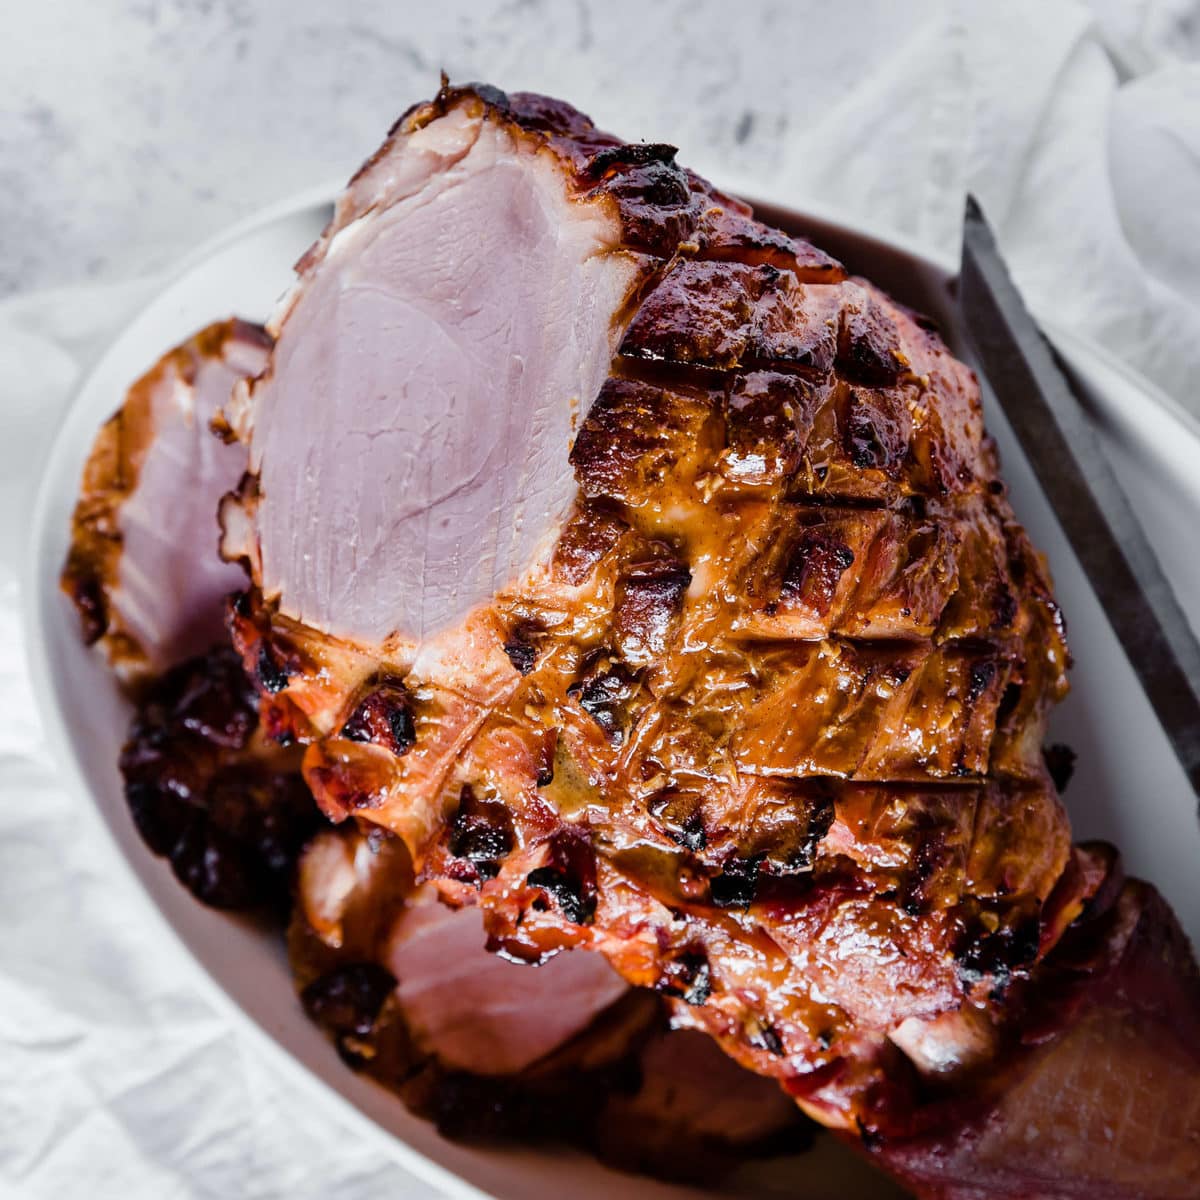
959 195 1200 802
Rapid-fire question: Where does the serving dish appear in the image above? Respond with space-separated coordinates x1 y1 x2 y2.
24 181 1200 1199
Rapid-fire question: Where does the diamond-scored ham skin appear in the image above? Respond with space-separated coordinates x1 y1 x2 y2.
222 82 1199 1195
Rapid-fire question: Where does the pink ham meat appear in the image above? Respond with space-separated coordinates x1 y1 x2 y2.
63 319 271 682
384 891 628 1075
222 93 645 648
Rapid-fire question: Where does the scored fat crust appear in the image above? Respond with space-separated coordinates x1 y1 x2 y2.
221 79 1200 1174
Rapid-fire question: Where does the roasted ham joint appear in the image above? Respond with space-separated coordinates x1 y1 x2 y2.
64 81 1200 1198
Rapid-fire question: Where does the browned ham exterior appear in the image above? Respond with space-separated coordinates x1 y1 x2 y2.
218 82 1200 1196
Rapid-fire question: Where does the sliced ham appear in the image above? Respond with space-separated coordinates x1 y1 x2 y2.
384 888 628 1075
63 319 270 682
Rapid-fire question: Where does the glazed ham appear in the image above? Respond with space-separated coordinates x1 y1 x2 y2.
63 319 271 683
220 82 1200 1193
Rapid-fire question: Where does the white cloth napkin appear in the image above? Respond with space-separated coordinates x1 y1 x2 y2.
2 2 1199 1197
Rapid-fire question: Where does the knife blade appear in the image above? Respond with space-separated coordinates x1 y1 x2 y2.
959 194 1200 802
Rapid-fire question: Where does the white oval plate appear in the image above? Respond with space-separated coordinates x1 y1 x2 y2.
23 184 1200 1200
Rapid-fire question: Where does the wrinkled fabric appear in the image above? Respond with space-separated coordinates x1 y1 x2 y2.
2 1 1199 1196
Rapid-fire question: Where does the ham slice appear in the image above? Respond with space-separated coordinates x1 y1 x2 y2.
63 319 270 681
384 889 628 1076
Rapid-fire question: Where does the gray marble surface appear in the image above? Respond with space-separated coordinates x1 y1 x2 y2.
2 0 885 297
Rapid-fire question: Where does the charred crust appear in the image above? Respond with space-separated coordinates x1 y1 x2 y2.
503 640 537 676
779 529 855 610
449 784 516 879
583 142 680 178
552 502 630 585
612 550 691 664
647 791 707 852
836 300 906 386
257 646 292 694
570 378 715 504
965 658 999 705
955 911 1041 990
749 1023 785 1056
535 728 557 787
526 830 598 926
341 676 416 757
843 389 906 472
710 855 763 910
568 653 643 745
856 1118 885 1152
502 621 544 676
657 950 712 1006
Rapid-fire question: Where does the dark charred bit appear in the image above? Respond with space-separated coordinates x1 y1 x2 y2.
647 791 707 852
750 1023 785 1057
62 562 108 645
965 658 999 705
955 911 1041 991
1043 742 1077 793
526 828 598 926
613 549 691 665
569 377 714 507
341 675 416 757
449 785 516 880
580 145 699 257
502 619 545 676
856 1118 885 1153
568 652 643 745
900 835 952 916
583 142 679 178
768 791 836 875
991 582 1019 630
535 727 558 787
722 371 822 486
256 645 292 694
259 695 302 746
843 391 903 472
620 259 763 369
780 529 855 612
996 681 1022 723
503 636 538 676
710 855 763 910
300 963 397 1068
657 950 712 1006
837 300 906 386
